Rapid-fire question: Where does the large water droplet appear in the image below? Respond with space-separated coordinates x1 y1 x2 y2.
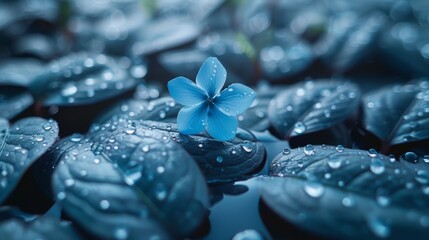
370 158 385 175
282 148 290 155
42 123 52 131
304 182 324 198
100 200 110 210
423 155 429 163
367 149 378 158
335 145 344 152
403 152 418 163
328 156 342 169
241 140 253 153
293 122 306 135
303 144 315 156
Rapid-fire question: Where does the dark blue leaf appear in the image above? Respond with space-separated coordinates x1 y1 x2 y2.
90 120 265 183
0 86 33 120
0 117 59 204
261 145 429 239
131 18 201 56
0 59 44 87
0 206 81 240
29 53 137 106
362 80 429 153
51 125 209 238
268 80 361 141
93 97 182 126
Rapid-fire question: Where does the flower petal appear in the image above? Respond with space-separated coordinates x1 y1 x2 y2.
206 104 238 141
214 83 256 116
177 101 208 134
196 57 226 98
168 76 207 106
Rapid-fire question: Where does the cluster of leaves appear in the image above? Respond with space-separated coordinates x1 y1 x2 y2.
1 0 429 239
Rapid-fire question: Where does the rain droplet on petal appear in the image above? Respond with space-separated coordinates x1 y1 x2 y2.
216 156 224 163
232 229 264 240
403 152 418 163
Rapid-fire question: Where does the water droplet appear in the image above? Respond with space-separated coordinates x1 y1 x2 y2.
156 166 165 174
370 158 385 175
142 145 150 152
335 145 344 152
367 149 378 158
328 156 342 169
293 122 306 134
282 148 290 155
241 140 253 153
155 184 167 201
100 200 110 210
367 217 390 238
125 125 136 135
114 228 128 240
403 152 418 163
232 229 264 240
57 192 66 200
423 155 429 163
304 182 324 198
303 144 315 156
216 156 224 163
342 196 355 207
198 143 203 148
388 154 396 163
70 136 82 142
61 83 78 97
65 179 75 187
159 111 166 119
376 195 390 206
94 159 101 164
42 124 52 131
34 136 44 142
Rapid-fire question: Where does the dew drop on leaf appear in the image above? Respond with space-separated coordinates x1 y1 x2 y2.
241 140 253 153
293 122 306 134
303 144 315 156
304 182 324 198
403 152 418 163
370 158 385 175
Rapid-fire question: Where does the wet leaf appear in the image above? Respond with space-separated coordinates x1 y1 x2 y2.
90 120 265 183
132 18 201 56
0 59 44 87
261 145 429 239
51 124 209 239
29 53 137 106
362 80 429 152
0 206 81 240
93 97 181 126
268 80 360 139
0 86 33 120
0 117 59 204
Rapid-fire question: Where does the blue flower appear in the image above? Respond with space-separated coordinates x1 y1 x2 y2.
168 57 256 141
